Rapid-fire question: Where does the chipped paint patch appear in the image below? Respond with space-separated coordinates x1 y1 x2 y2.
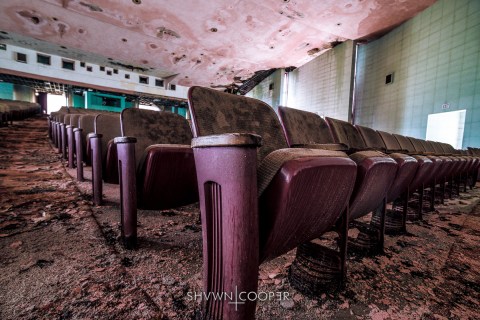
79 2 103 13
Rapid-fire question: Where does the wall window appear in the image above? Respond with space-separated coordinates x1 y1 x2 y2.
15 52 27 63
37 54 51 65
62 59 75 70
86 66 93 72
169 84 176 91
125 74 130 79
139 76 149 84
80 61 86 67
100 66 105 71
155 79 164 87
0 44 6 50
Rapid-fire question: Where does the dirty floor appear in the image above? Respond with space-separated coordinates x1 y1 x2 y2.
1 116 479 320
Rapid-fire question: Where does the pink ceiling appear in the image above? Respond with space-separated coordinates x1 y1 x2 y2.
0 0 436 87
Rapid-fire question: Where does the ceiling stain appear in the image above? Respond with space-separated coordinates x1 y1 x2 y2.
57 23 67 38
17 11 42 25
109 61 149 72
307 47 320 56
156 27 180 40
0 0 437 87
79 2 103 13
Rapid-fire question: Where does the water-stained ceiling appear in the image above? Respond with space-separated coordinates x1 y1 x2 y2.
0 0 436 88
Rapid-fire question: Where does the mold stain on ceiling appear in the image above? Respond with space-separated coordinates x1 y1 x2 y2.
0 0 437 87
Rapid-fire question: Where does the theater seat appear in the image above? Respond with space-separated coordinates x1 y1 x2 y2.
114 108 198 247
188 87 357 320
88 113 121 205
355 125 418 233
278 108 398 250
377 131 434 220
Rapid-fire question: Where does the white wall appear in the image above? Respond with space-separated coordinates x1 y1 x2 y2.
286 40 356 121
0 43 188 99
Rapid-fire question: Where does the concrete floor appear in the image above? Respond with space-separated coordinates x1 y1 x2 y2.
1 116 479 320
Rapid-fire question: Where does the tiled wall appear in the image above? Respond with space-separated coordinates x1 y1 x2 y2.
246 69 284 111
286 40 356 121
355 0 480 147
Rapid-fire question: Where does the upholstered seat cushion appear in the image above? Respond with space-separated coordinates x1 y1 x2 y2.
136 144 198 210
257 148 351 196
347 150 397 220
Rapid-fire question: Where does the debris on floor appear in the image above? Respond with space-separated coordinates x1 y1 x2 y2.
1 117 479 319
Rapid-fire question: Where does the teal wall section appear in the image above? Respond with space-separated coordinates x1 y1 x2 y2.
85 92 126 112
355 0 480 147
0 82 14 100
0 83 34 102
72 93 85 108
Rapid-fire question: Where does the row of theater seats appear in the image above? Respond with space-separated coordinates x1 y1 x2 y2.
48 87 480 320
0 99 40 126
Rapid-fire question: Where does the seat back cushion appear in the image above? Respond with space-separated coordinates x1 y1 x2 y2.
277 107 334 146
120 108 193 168
355 125 386 150
393 134 416 153
325 117 366 150
377 131 402 151
408 137 426 153
95 113 121 162
188 86 288 162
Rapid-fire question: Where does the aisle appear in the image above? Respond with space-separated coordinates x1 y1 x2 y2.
0 117 161 319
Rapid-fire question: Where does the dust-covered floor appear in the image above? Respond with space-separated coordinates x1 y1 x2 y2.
1 116 479 320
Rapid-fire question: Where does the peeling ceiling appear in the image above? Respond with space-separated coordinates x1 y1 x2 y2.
0 0 436 88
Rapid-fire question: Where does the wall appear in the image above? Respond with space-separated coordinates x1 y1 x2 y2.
286 40 356 121
0 82 13 99
354 0 480 148
13 84 35 102
0 82 35 101
0 43 188 100
246 69 284 110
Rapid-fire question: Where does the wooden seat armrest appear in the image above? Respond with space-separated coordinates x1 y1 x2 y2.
192 133 262 148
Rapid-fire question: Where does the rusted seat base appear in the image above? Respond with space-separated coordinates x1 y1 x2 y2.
289 241 344 296
371 199 407 235
347 220 383 256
